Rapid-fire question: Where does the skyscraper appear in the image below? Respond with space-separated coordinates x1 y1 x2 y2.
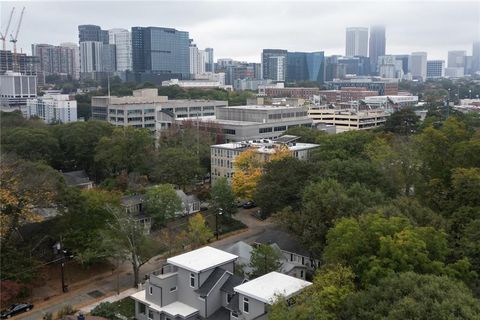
410 52 427 81
262 49 288 80
31 44 77 79
78 25 106 43
204 48 214 72
286 51 325 83
447 50 466 68
60 42 80 79
345 27 368 57
108 29 132 72
131 26 190 79
473 41 480 73
78 25 115 79
189 43 206 76
79 41 104 73
369 25 386 72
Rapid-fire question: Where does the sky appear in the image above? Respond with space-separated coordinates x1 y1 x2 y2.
1 0 479 62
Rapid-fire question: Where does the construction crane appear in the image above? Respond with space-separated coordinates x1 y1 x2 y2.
0 7 15 51
10 6 25 72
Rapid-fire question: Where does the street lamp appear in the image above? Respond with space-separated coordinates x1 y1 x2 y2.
215 208 223 240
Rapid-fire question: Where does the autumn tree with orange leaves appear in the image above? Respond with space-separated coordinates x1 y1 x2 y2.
231 146 291 200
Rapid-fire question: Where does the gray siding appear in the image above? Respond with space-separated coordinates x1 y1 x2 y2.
206 273 230 317
237 294 266 320
176 268 205 316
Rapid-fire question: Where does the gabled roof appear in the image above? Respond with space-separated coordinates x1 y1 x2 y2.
234 272 311 304
167 246 237 273
196 268 228 297
254 229 310 257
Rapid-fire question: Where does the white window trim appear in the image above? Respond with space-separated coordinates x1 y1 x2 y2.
243 297 249 314
190 273 196 288
149 286 153 295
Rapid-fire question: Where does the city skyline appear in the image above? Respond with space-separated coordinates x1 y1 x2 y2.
1 1 479 62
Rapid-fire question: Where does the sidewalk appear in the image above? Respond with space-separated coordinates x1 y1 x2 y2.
79 288 140 314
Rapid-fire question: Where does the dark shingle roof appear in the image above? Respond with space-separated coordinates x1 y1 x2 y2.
225 293 240 313
254 229 310 257
196 268 227 297
206 307 231 320
220 274 245 294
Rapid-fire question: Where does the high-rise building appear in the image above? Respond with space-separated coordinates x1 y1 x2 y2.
60 43 80 79
393 54 410 74
31 44 77 79
0 71 37 108
78 25 115 79
108 29 132 72
369 25 386 72
337 56 371 76
345 27 368 57
410 52 427 81
189 43 206 77
26 94 77 123
262 49 287 80
78 25 107 43
473 41 480 73
378 55 403 79
448 50 466 68
79 41 104 73
131 26 190 79
286 51 325 83
426 60 445 79
204 48 214 72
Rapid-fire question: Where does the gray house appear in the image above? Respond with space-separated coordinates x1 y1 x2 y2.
131 246 311 320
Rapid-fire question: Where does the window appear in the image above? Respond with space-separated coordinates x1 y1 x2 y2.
300 270 304 278
190 273 195 287
274 125 287 132
170 286 177 292
259 127 273 133
148 310 154 320
243 297 249 313
139 303 146 314
227 293 233 303
149 286 153 295
302 257 305 265
290 253 294 262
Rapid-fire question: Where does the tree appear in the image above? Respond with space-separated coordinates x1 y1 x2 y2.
144 184 182 226
255 157 313 216
0 155 65 242
249 244 282 278
103 207 156 287
231 149 263 200
154 148 203 189
90 302 116 319
284 126 325 143
95 127 155 179
323 213 472 287
451 167 480 208
269 265 355 320
183 213 213 248
383 108 420 135
340 272 480 320
58 188 121 266
211 177 237 217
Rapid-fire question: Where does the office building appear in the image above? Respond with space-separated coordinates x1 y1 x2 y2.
286 51 325 83
26 94 77 123
193 72 225 84
410 52 427 81
309 106 387 133
448 50 466 68
233 79 273 91
211 136 318 182
60 43 80 79
91 88 227 132
473 41 480 73
78 24 108 44
319 88 377 104
31 44 77 79
345 27 368 57
79 41 104 76
262 49 287 81
426 60 445 79
0 71 37 108
189 43 206 77
102 44 117 73
445 67 465 78
259 83 320 99
204 48 214 72
326 78 398 95
377 55 403 79
325 55 346 81
132 26 190 80
162 78 232 91
108 28 132 72
369 25 386 72
394 54 410 74
337 56 371 76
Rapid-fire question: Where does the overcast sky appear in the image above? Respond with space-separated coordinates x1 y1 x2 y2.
1 0 479 62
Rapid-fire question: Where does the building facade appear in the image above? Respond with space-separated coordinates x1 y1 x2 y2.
204 48 214 72
211 136 319 182
286 51 325 83
345 27 368 57
108 28 132 72
410 52 427 81
31 44 77 79
319 88 377 104
326 78 398 95
473 41 480 74
426 60 445 79
0 71 37 108
261 49 287 81
259 85 320 99
131 26 190 79
26 94 77 123
368 25 386 73
448 50 466 68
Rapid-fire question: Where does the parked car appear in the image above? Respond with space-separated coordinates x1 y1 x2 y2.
1 303 34 318
242 201 257 209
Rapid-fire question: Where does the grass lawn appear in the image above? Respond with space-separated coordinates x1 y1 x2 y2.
112 297 135 319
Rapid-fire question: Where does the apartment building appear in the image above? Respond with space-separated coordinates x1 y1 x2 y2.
26 94 77 123
210 135 319 183
131 246 311 320
91 88 228 132
308 106 387 133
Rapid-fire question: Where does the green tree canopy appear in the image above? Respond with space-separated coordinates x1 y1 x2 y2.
249 244 282 278
211 177 237 217
144 184 182 226
154 148 203 188
383 108 420 135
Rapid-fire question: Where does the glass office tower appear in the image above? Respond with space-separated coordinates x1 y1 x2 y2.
286 51 325 83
